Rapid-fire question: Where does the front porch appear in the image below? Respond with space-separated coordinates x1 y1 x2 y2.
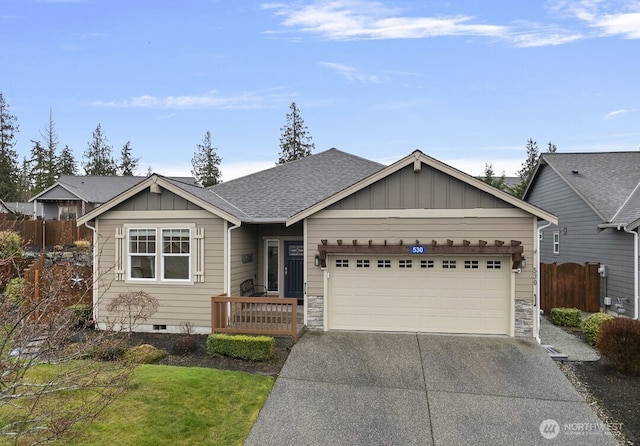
211 295 304 342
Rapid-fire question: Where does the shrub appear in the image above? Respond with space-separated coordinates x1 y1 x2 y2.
550 307 582 327
90 338 129 361
5 277 24 305
73 239 91 250
207 334 274 361
171 336 198 355
123 344 168 364
0 230 22 257
67 303 93 328
597 318 640 374
582 312 614 345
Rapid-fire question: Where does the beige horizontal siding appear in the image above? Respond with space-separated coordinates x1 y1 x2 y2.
306 215 535 302
94 216 225 331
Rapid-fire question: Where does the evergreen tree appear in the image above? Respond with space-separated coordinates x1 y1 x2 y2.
277 102 314 164
118 141 139 176
29 140 55 194
40 108 58 186
480 163 507 191
58 145 77 175
0 92 20 201
511 138 540 198
16 157 33 202
191 131 222 187
82 123 117 175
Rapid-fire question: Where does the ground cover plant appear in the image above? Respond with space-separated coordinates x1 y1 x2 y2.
58 364 273 446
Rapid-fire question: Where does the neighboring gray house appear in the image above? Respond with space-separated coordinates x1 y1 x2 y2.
0 201 44 216
29 176 194 220
77 148 556 338
525 152 640 319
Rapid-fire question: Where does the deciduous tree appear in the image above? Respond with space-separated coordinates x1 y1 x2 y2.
277 102 314 164
191 131 222 187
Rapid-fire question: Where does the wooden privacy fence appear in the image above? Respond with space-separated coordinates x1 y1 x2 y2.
0 216 92 248
211 295 299 342
540 262 600 312
23 253 92 322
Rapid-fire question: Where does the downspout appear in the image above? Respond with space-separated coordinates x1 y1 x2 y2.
83 221 98 325
536 220 553 344
620 225 639 320
226 224 241 296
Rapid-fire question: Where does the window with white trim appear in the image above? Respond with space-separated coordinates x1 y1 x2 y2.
162 228 191 280
335 259 349 268
399 259 412 268
421 259 434 269
487 260 502 269
127 227 194 282
464 260 479 269
553 231 560 254
442 260 456 269
129 229 156 279
356 259 370 268
377 259 391 268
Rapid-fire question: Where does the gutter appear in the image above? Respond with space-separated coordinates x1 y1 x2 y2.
620 225 639 320
536 220 553 344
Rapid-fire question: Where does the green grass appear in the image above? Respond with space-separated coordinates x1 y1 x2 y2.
65 365 273 446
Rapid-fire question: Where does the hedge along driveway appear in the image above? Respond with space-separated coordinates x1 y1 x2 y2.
62 364 273 446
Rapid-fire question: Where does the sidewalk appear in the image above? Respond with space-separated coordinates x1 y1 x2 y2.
539 316 600 362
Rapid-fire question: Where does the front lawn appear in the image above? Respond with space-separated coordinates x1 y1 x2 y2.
63 364 273 446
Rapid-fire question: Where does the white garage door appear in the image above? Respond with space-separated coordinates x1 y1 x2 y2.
328 255 511 335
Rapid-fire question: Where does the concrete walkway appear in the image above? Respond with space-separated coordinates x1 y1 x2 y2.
539 316 601 361
246 332 617 446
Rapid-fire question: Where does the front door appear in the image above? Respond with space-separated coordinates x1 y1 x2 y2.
284 241 304 302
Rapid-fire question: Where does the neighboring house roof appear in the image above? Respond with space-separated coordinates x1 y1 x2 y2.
525 152 640 228
210 148 385 222
288 150 557 225
0 199 15 213
29 176 197 204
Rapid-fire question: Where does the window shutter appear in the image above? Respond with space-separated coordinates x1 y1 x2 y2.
194 227 205 282
115 227 125 281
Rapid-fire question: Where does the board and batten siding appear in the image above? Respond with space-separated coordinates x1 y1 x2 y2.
94 215 225 333
527 165 635 314
327 164 513 211
306 215 536 303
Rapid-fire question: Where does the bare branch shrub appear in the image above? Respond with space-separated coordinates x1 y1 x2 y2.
0 220 135 445
106 291 159 336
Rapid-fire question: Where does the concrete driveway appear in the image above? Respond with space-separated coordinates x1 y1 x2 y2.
246 332 618 446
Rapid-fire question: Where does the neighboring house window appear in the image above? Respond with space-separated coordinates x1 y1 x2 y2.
58 205 77 220
553 231 560 254
129 229 157 279
162 228 191 280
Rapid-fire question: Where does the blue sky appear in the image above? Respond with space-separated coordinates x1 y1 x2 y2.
1 0 639 181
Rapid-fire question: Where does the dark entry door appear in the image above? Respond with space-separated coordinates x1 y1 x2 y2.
284 241 304 302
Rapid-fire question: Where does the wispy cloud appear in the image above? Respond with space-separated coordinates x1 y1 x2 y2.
605 109 633 119
319 62 379 83
263 1 507 41
91 88 294 110
263 0 640 47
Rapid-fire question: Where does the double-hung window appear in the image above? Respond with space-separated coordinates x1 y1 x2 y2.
162 228 190 280
553 231 560 254
129 229 157 279
128 227 192 282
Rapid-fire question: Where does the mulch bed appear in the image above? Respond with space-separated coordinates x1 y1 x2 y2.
551 323 640 445
126 332 295 376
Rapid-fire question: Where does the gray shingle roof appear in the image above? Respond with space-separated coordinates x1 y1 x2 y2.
210 148 385 221
33 176 197 204
535 152 640 225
